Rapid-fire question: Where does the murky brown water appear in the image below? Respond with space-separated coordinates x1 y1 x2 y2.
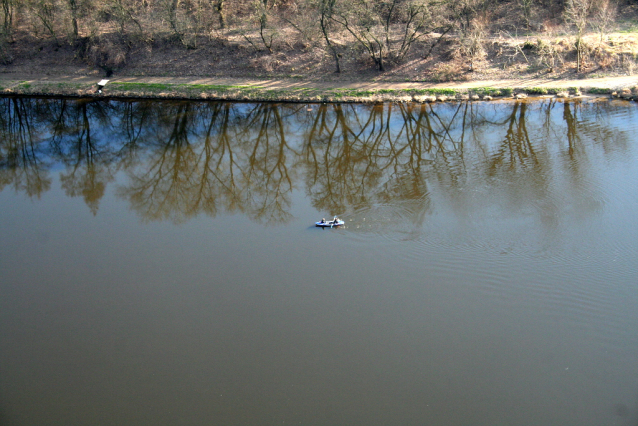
1 97 638 426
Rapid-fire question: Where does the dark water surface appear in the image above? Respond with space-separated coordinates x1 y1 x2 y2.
1 97 638 426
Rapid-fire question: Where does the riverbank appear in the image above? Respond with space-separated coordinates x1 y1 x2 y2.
1 73 637 103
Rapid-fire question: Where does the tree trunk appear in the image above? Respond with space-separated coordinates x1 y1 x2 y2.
576 37 581 72
320 0 340 73
68 0 79 39
214 0 225 29
2 0 13 38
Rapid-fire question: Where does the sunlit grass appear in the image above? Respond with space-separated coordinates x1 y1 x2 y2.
472 87 513 97
587 87 612 94
0 79 625 103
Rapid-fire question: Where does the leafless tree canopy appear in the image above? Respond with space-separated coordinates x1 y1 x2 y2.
0 0 634 73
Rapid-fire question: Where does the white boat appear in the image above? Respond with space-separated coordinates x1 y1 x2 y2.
315 219 344 227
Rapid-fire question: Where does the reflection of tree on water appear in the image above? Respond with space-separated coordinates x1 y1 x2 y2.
118 102 298 223
112 101 156 167
558 100 629 218
303 102 452 228
487 102 538 171
241 103 297 223
118 102 200 223
0 97 633 227
483 101 552 206
304 103 384 213
0 98 51 198
479 101 561 234
50 100 116 215
196 102 239 217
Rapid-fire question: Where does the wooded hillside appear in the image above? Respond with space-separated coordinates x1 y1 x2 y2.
1 0 637 79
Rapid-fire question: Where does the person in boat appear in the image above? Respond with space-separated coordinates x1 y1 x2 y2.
333 216 339 224
320 218 326 224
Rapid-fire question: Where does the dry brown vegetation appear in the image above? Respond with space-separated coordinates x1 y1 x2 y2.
1 0 638 82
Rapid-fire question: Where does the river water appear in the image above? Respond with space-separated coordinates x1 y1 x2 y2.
1 97 637 426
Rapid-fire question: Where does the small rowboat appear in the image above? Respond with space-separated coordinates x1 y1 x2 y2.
315 219 344 227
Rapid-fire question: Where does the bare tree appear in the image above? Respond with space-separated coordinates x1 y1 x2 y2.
165 0 185 43
564 0 592 72
112 0 144 39
68 0 79 39
331 0 443 72
27 0 62 46
591 0 616 43
158 0 203 47
393 0 446 63
319 0 341 73
330 0 388 71
1 0 14 38
209 0 225 29
450 0 493 71
240 0 278 53
517 0 534 30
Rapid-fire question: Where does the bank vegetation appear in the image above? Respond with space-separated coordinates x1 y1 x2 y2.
1 0 638 83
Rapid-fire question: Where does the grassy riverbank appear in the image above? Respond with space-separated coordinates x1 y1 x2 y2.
1 75 637 102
